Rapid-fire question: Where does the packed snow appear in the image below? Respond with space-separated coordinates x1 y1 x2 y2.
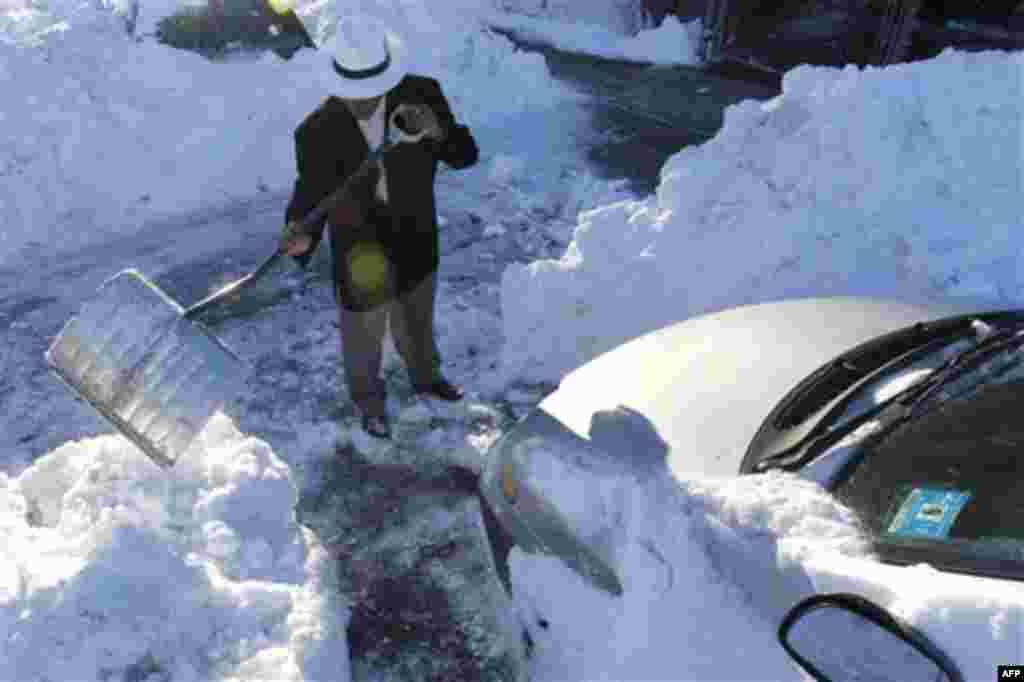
501 48 1024 383
3 0 1024 679
0 0 564 267
1 415 351 681
512 472 866 681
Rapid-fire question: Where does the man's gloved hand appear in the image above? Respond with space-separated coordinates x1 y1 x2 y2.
391 103 445 143
280 220 313 257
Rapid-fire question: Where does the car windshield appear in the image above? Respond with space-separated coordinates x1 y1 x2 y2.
757 319 1024 476
830 329 1024 574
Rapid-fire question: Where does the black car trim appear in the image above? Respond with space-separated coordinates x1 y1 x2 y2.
901 325 1024 417
740 309 1024 474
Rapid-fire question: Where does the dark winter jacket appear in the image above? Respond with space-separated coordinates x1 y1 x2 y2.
284 74 478 310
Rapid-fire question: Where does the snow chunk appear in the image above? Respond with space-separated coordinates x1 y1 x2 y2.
1 414 350 682
685 472 869 559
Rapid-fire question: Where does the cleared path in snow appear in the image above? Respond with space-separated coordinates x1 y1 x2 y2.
492 29 782 196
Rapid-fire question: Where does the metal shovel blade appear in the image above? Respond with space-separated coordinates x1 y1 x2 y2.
45 269 247 468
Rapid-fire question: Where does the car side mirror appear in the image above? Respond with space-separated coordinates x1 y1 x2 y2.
778 593 963 682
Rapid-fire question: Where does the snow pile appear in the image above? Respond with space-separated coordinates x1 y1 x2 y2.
516 466 1024 681
684 472 870 562
511 449 1024 681
486 11 702 65
0 0 567 266
501 49 1024 384
0 32 313 266
512 471 868 681
0 414 351 682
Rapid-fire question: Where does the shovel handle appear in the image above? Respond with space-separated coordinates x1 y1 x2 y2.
293 106 426 230
285 139 398 240
284 113 421 243
183 250 284 320
183 136 413 321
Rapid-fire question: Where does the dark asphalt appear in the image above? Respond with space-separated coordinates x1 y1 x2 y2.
494 32 783 196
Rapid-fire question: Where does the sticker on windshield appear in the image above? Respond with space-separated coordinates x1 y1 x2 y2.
885 487 972 540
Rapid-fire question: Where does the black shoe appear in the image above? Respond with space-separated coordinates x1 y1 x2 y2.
361 415 391 439
415 378 464 402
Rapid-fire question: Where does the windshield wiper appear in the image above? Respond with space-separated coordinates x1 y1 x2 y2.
754 395 912 473
756 320 1024 473
897 321 1024 416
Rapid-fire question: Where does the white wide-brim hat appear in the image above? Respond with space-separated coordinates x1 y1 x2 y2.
324 15 408 99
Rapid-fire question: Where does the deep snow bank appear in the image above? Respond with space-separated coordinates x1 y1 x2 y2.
512 471 868 681
515 466 1024 681
0 0 565 266
500 49 1024 384
0 414 350 682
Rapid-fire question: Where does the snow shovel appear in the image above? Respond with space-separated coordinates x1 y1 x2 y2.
45 106 436 469
44 245 301 469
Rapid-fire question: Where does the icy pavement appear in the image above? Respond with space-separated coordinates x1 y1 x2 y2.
296 439 526 681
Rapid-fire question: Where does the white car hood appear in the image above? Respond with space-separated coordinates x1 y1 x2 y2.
539 296 985 480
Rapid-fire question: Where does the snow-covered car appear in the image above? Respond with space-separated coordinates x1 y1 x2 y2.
480 296 1024 680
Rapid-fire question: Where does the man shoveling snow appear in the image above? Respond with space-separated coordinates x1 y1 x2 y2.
281 13 480 440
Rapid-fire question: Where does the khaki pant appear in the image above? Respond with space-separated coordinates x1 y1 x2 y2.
338 272 441 416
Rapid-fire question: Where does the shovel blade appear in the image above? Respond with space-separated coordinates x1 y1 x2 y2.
46 269 247 468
